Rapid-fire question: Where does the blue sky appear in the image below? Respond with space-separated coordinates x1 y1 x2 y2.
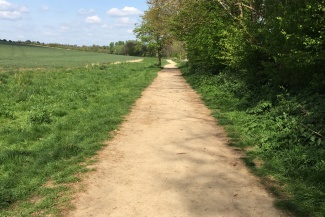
0 0 148 45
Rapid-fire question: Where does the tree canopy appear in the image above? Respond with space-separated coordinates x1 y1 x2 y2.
137 0 324 90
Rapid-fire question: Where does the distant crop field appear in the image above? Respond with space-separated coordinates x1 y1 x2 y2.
0 41 139 68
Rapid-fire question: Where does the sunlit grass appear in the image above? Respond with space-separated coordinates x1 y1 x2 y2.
0 58 159 216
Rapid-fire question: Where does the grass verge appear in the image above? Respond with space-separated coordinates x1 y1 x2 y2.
180 63 325 217
0 58 159 216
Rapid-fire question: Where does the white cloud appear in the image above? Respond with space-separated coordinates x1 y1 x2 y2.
112 17 137 28
78 8 95 15
107 6 142 17
85 15 101 24
102 24 111 29
43 31 58 37
0 0 10 9
0 0 28 20
60 25 70 31
41 5 49 12
118 17 131 24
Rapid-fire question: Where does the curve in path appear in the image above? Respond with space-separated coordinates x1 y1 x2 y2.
68 60 286 217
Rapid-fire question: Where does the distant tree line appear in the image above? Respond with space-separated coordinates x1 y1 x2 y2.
0 38 185 58
1 39 111 54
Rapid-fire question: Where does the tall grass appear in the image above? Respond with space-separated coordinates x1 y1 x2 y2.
0 58 159 216
180 63 325 217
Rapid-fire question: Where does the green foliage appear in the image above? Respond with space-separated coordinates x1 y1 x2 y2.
134 0 176 67
0 57 159 215
171 0 229 73
255 0 325 89
107 40 146 56
170 0 325 89
28 107 53 124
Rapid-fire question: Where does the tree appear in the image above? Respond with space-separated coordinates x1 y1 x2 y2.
134 0 173 67
163 40 186 59
109 42 115 54
169 0 238 73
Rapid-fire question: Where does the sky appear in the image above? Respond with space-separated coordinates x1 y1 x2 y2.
0 0 148 46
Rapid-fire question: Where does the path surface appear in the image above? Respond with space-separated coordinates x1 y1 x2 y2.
113 59 144 64
68 60 285 217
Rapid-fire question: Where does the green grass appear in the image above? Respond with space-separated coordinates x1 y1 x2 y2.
0 44 160 215
180 63 325 217
0 41 139 68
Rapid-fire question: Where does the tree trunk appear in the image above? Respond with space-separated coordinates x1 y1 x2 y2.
157 48 162 67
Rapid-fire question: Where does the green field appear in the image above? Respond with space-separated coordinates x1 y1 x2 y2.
0 42 159 216
0 41 139 68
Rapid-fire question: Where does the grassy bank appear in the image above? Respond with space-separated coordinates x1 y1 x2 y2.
0 58 159 216
180 63 325 217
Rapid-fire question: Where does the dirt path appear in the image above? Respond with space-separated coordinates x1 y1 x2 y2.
113 59 144 64
68 60 286 217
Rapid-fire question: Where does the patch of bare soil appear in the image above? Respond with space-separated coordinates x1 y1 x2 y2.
67 60 286 217
113 59 144 64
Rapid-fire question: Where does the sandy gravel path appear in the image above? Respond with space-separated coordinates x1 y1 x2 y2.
68 60 285 217
113 59 144 64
